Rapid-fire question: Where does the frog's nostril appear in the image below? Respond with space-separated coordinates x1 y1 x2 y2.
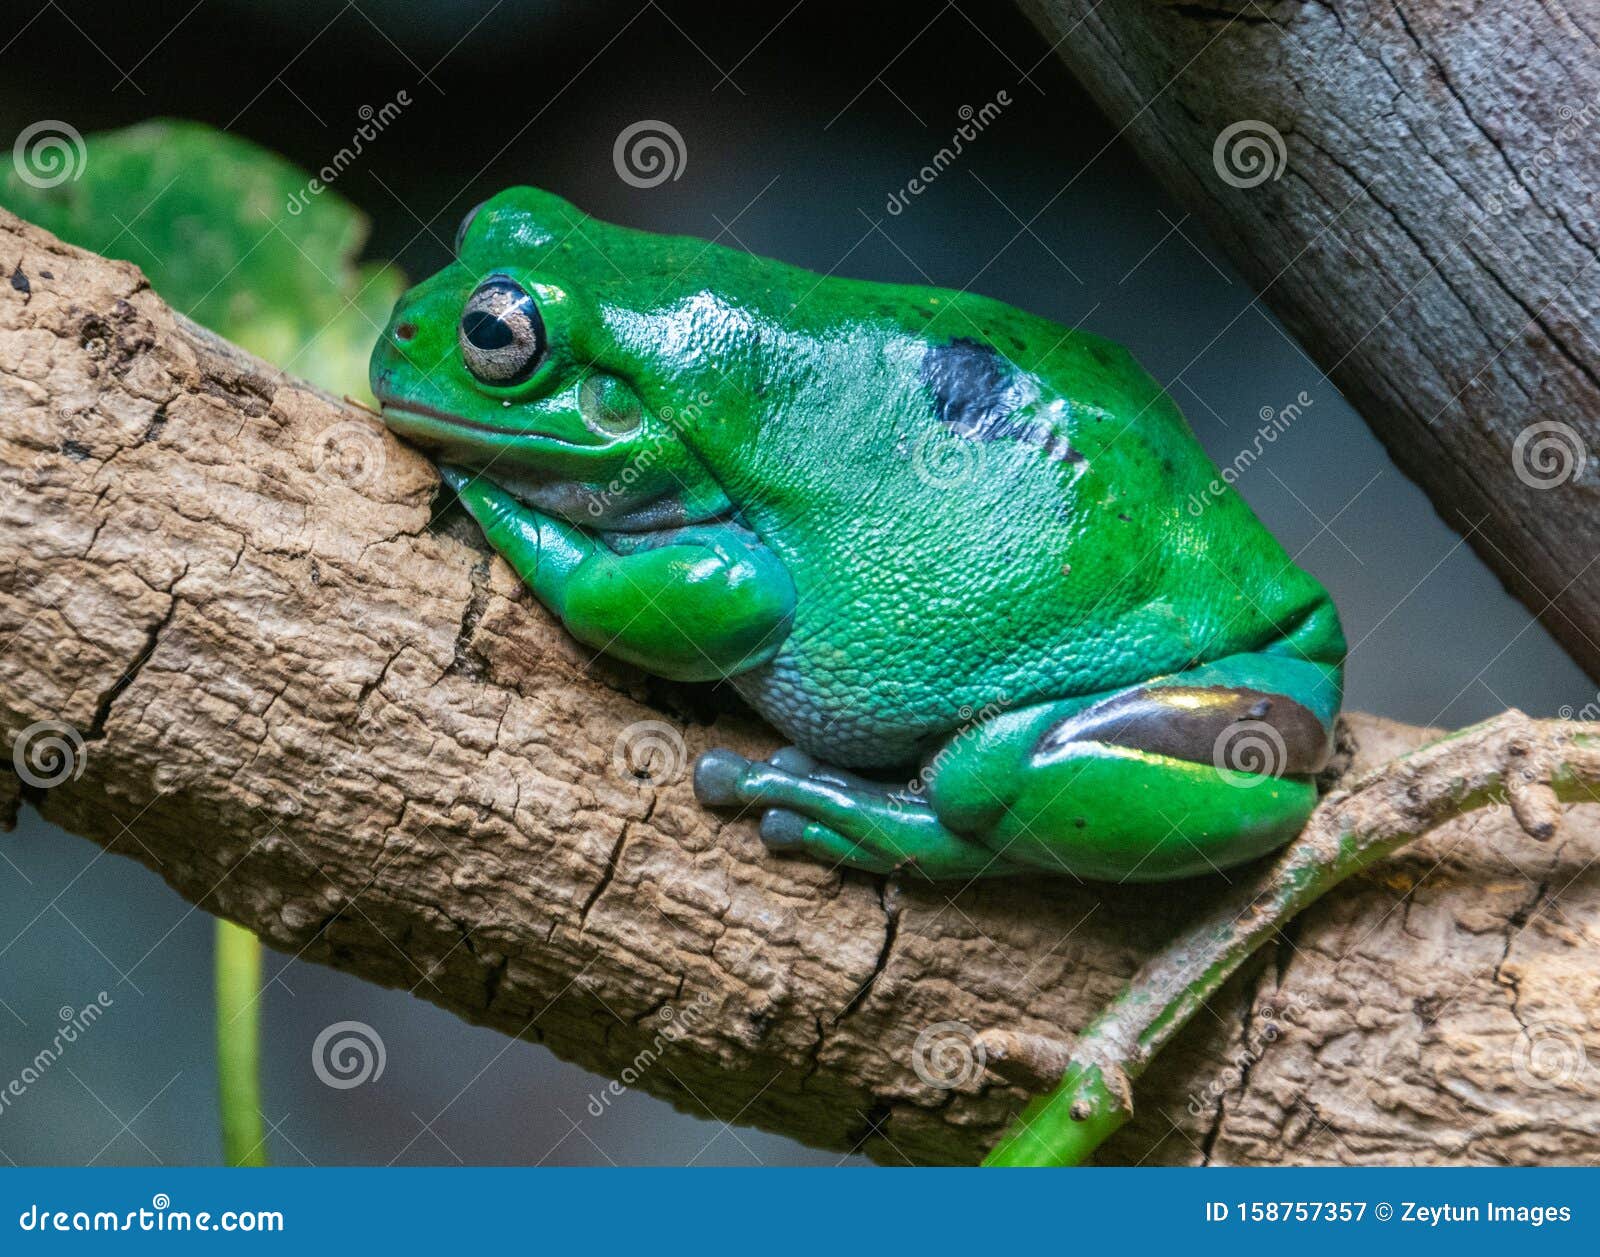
394 321 417 342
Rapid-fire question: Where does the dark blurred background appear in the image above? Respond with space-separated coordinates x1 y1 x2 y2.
0 0 1588 1166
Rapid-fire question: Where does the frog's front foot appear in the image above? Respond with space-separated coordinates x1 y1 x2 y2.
693 746 1016 879
691 748 833 854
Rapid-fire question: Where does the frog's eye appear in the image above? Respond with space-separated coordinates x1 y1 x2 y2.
459 277 545 386
454 202 483 255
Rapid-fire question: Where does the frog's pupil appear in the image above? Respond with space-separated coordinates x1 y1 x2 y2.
458 278 545 385
463 310 514 350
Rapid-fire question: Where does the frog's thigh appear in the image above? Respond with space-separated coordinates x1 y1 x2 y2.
927 670 1332 883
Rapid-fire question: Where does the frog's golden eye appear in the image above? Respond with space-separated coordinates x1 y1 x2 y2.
459 277 545 385
454 202 482 255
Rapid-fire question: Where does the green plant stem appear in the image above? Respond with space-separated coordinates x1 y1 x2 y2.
215 917 267 1167
984 715 1600 1167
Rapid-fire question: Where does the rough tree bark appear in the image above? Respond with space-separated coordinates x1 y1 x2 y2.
3 212 1599 1166
1019 0 1600 681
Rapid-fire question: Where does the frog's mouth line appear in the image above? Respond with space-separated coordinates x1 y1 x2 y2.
379 399 602 452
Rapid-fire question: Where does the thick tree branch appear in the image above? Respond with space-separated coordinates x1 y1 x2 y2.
1019 0 1600 681
3 211 1600 1165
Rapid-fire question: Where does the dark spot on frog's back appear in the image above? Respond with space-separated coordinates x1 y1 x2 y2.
920 337 1012 436
919 337 1082 464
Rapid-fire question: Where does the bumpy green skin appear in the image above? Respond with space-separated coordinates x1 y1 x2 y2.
371 187 1345 883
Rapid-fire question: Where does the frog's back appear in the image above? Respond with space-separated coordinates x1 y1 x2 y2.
716 283 1338 768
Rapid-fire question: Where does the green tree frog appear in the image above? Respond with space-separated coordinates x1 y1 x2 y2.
370 187 1344 883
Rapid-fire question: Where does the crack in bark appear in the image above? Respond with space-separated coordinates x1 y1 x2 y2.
85 572 185 743
835 881 901 1022
578 820 634 934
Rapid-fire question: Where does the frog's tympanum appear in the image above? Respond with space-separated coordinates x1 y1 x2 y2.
371 188 1344 883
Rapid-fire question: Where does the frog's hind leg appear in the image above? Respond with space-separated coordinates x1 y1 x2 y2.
694 747 1026 880
697 652 1339 883
928 650 1339 882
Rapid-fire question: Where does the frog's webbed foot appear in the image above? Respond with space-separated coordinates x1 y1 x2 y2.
693 747 1018 880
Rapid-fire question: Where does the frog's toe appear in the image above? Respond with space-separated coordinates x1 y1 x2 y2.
758 807 809 849
693 748 752 807
767 746 817 776
757 808 902 874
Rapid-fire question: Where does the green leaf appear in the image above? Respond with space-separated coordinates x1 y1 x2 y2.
2 118 403 401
